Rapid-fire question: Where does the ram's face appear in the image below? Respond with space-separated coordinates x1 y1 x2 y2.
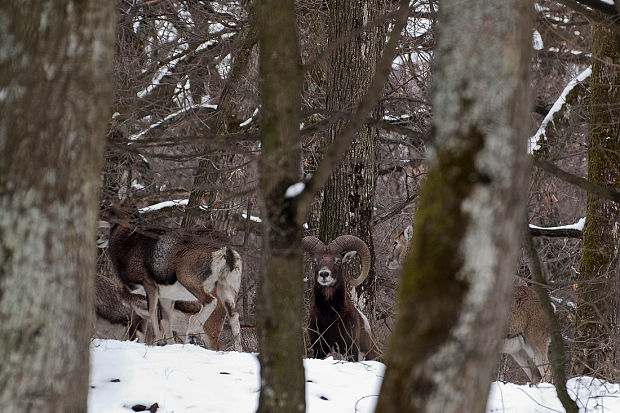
314 255 342 287
312 249 357 288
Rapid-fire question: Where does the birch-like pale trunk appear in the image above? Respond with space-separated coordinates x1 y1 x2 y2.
376 1 533 411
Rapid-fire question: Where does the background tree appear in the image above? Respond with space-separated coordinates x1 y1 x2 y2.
376 0 533 411
574 16 620 377
0 1 116 411
317 0 388 327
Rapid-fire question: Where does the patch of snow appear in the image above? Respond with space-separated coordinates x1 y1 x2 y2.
241 213 262 223
532 30 543 50
88 339 620 413
240 107 260 127
131 180 145 190
197 39 219 51
218 53 232 79
285 182 306 199
383 113 413 122
139 199 188 213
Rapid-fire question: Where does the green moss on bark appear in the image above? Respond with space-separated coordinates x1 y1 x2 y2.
378 126 486 408
574 21 620 378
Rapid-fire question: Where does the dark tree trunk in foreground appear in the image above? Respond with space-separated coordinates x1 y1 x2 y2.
255 1 305 412
376 1 533 412
0 1 116 412
318 0 386 328
574 19 620 378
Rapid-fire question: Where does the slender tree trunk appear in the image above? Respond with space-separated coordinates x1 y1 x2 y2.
523 230 578 413
0 2 115 412
318 0 387 325
255 1 305 412
574 20 620 378
376 1 533 411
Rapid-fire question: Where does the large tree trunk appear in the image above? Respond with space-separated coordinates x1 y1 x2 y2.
574 20 620 378
318 0 386 325
255 1 305 412
0 2 115 412
375 1 532 412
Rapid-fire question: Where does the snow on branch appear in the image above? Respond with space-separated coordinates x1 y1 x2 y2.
529 217 584 238
139 199 189 213
129 100 218 141
240 107 260 128
529 67 591 153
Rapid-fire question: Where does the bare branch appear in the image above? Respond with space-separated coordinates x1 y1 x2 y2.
532 156 620 203
373 193 418 226
556 0 620 37
523 227 579 413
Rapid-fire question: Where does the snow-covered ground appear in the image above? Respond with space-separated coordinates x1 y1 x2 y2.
89 339 620 413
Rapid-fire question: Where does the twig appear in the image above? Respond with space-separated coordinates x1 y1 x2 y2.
533 156 620 203
523 220 579 413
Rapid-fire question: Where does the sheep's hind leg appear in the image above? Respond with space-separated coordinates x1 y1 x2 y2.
217 283 242 352
143 282 164 344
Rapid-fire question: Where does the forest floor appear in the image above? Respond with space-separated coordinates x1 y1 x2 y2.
89 339 619 413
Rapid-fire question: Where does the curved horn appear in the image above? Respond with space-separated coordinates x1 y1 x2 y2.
329 235 371 287
302 236 325 257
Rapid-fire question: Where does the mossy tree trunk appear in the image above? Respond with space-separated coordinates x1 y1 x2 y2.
255 1 305 412
574 20 620 378
0 1 115 412
375 1 532 411
318 0 387 326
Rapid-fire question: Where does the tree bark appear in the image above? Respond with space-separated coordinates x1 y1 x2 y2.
318 0 387 326
255 1 305 412
376 1 533 411
574 20 620 378
0 1 115 412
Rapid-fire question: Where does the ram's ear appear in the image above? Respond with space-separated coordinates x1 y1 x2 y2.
342 250 357 264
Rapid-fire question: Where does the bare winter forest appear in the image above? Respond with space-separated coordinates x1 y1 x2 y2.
1 0 619 412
